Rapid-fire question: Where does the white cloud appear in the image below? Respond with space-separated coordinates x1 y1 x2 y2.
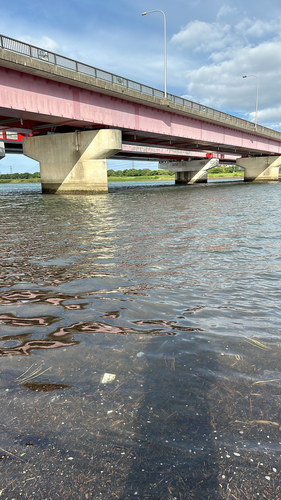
256 106 281 123
171 20 232 53
217 5 237 20
21 35 59 53
40 36 59 52
235 18 281 39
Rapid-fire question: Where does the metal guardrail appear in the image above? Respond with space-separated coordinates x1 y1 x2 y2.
1 34 281 140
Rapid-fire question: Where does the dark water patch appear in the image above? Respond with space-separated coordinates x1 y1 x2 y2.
14 433 52 448
22 381 72 392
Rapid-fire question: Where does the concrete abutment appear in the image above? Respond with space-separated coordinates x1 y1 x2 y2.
236 156 281 182
23 129 122 194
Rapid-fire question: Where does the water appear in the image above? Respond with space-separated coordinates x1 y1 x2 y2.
1 180 281 499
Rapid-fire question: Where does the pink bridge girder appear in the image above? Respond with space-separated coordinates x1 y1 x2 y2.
0 65 281 158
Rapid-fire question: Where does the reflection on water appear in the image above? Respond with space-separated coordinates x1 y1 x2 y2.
0 331 79 357
1 181 281 498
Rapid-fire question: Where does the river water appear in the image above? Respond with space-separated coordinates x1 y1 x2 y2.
1 179 281 499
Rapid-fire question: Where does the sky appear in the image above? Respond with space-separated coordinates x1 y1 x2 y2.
1 0 281 173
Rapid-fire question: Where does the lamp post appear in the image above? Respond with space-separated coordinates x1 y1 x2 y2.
242 74 259 128
142 10 167 98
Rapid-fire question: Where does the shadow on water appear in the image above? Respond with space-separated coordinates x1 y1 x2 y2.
116 337 224 500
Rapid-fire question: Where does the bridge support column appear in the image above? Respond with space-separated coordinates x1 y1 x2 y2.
23 129 122 194
236 156 281 182
0 141 5 160
159 158 219 184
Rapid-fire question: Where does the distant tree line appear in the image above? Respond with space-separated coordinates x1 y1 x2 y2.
209 166 238 173
0 172 41 179
107 168 174 177
107 166 239 177
0 166 238 180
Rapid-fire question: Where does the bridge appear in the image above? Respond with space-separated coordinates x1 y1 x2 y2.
1 34 281 193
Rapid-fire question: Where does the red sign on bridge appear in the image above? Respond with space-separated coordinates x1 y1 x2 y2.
0 131 31 142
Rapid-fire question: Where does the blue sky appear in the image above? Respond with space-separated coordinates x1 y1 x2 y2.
1 0 281 173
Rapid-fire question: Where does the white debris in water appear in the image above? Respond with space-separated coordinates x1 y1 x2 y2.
50 395 60 402
233 452 241 456
273 468 277 472
101 373 116 384
137 352 144 358
265 476 270 481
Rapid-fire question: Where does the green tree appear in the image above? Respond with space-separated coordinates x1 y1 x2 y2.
107 169 115 177
140 168 152 176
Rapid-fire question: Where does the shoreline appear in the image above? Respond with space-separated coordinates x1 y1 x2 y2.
0 173 247 184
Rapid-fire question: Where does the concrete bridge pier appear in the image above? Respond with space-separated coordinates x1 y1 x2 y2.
23 129 122 194
159 158 219 184
236 156 281 182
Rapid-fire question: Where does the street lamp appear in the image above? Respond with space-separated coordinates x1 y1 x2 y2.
142 10 167 98
243 74 259 129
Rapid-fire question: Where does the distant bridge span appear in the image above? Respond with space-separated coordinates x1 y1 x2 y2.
0 35 281 193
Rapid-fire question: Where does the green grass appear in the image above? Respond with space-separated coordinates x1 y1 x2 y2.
0 178 41 184
208 172 244 178
10 178 41 183
108 175 175 182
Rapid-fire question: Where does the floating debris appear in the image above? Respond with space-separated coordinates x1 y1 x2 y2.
17 364 52 383
101 373 116 384
241 336 271 350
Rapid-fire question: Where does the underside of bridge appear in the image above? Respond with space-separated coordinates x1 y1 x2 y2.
0 110 279 159
20 130 281 194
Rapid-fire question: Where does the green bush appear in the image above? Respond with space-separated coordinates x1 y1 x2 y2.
0 172 41 180
107 168 175 178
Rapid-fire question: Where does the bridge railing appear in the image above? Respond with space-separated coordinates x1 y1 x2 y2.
1 34 280 139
